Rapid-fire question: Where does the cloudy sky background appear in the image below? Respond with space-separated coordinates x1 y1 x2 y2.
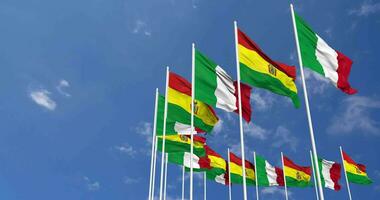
0 0 379 199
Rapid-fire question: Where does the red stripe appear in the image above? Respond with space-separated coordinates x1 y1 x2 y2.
330 162 342 191
336 51 357 95
229 152 254 169
205 145 222 158
343 151 368 172
198 156 212 169
275 167 285 186
283 156 311 175
237 28 297 79
181 135 206 144
233 81 252 122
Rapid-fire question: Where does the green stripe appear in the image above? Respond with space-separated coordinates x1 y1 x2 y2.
295 13 325 76
347 172 373 185
156 138 205 157
230 174 255 185
240 63 300 108
195 50 218 107
256 155 270 186
285 176 312 187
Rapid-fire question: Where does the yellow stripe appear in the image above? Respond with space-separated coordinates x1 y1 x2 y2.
284 166 311 182
168 88 218 126
158 135 204 149
344 160 368 176
229 162 255 180
209 155 226 169
238 44 298 93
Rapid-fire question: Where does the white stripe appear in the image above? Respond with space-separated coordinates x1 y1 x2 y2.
215 66 237 112
321 159 336 190
214 173 226 185
183 152 200 169
174 122 197 135
265 161 279 186
315 35 339 86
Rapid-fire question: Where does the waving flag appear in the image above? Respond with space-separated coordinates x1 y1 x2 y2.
318 158 342 191
283 156 312 187
168 151 211 171
157 135 206 157
205 146 229 185
342 151 372 184
256 154 284 187
229 152 255 185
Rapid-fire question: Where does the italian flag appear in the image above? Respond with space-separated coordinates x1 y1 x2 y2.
255 154 284 187
205 146 229 185
157 135 206 157
195 50 252 122
294 12 357 94
229 152 255 185
342 151 372 184
168 151 211 170
318 158 342 191
283 155 312 187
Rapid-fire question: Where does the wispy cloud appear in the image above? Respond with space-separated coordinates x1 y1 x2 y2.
250 91 275 111
261 187 292 198
213 119 224 135
244 122 269 140
136 122 153 143
113 143 137 157
29 89 57 111
327 96 380 135
349 1 380 16
56 79 71 97
272 126 298 152
83 176 100 191
132 20 151 36
301 69 331 95
124 176 140 184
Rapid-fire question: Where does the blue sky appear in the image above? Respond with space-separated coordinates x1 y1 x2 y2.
0 0 379 199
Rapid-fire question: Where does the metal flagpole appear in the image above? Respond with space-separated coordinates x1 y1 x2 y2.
289 4 325 200
151 135 158 200
253 152 259 200
148 89 159 200
310 150 320 200
281 152 289 200
163 153 168 200
340 146 353 200
233 20 248 200
182 166 185 200
228 148 232 200
204 172 207 200
190 43 195 200
159 67 170 200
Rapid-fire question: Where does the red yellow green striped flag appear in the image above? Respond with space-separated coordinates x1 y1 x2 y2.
283 155 312 187
237 28 300 108
342 151 372 185
229 152 255 185
205 146 229 185
157 135 206 157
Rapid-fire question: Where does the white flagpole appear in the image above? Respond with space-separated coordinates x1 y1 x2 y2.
253 152 259 200
234 20 248 200
340 146 353 200
190 42 195 200
148 88 159 200
159 67 170 200
310 150 320 200
163 153 168 200
281 152 289 200
204 172 207 200
151 135 158 200
228 148 232 200
289 4 325 200
182 165 185 200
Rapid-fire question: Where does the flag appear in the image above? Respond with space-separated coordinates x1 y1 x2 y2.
168 151 211 171
168 72 219 133
318 158 341 191
229 152 255 185
237 28 300 107
342 151 372 184
283 156 312 187
195 49 252 122
205 146 229 185
256 154 284 187
294 13 357 94
157 135 206 157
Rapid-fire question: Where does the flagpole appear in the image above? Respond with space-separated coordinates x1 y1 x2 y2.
340 146 353 200
289 4 325 200
148 88 159 200
163 153 168 200
253 152 259 200
228 148 232 200
310 150 320 200
190 42 195 200
234 20 248 200
204 172 207 200
281 152 288 200
182 165 185 200
159 67 170 200
152 135 158 200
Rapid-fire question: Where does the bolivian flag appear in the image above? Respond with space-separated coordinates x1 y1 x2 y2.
205 146 229 185
237 28 300 108
229 152 255 185
342 151 372 185
168 72 219 133
283 156 312 187
157 135 206 157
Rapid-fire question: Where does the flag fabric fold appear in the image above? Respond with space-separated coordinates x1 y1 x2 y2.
157 135 206 157
283 156 312 187
318 158 342 191
342 151 372 185
229 152 255 185
256 154 284 187
205 146 229 185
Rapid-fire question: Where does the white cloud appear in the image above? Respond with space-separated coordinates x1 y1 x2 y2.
244 122 269 140
301 69 331 95
124 176 140 184
29 89 57 111
327 96 380 135
261 187 292 198
349 1 380 16
132 20 151 36
83 176 100 191
136 122 153 143
250 91 275 111
114 143 137 157
213 119 223 135
56 79 71 97
272 126 298 152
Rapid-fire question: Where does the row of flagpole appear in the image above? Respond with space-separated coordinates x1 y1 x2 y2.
146 3 356 200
